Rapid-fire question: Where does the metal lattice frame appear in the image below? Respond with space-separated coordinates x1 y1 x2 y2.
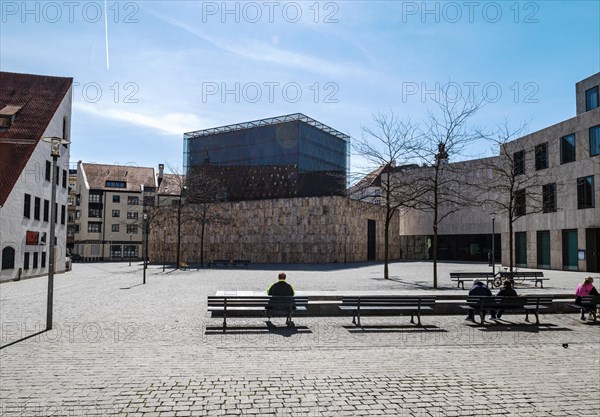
184 113 350 142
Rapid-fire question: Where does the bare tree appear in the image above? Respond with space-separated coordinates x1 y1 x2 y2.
352 111 425 279
476 120 545 271
413 87 484 288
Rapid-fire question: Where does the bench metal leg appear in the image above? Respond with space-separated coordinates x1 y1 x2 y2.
480 312 485 325
410 313 414 324
357 310 361 327
534 313 540 325
352 311 356 325
525 312 530 322
416 313 422 327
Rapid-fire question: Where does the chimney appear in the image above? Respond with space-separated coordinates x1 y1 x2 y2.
158 163 164 187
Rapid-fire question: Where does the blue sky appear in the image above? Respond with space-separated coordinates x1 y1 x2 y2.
1 0 599 172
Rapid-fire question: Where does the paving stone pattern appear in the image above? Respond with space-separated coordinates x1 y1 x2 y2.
1 262 599 416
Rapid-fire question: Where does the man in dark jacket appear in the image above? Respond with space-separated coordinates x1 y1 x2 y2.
495 280 518 319
467 279 495 321
266 273 295 326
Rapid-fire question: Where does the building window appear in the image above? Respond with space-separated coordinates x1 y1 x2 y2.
1 247 15 270
590 125 600 157
68 196 75 206
24 193 31 218
61 205 66 225
127 196 139 205
62 169 67 188
534 143 548 170
24 252 30 270
33 252 38 269
514 189 526 217
41 252 46 268
112 209 120 218
112 224 120 232
126 225 138 234
105 180 127 188
34 197 41 220
43 200 49 222
542 183 556 213
560 134 576 164
110 245 122 257
88 208 102 218
55 166 60 185
513 151 525 175
577 176 595 209
124 245 138 258
89 193 102 203
75 210 81 220
55 203 58 224
88 222 102 233
45 161 51 181
68 212 75 222
75 224 80 233
127 211 138 219
113 195 120 203
586 86 599 111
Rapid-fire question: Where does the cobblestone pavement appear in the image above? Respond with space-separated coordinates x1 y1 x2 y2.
1 263 599 416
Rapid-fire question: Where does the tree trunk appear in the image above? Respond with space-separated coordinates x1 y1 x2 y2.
384 212 390 279
176 203 181 269
509 213 514 272
432 170 439 289
200 221 205 268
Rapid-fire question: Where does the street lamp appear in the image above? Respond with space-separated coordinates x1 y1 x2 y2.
143 212 148 285
491 215 496 275
41 136 70 331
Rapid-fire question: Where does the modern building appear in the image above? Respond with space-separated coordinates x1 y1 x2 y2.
0 71 73 281
72 162 157 262
184 113 349 201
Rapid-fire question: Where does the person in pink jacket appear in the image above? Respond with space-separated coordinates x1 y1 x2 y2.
575 276 599 320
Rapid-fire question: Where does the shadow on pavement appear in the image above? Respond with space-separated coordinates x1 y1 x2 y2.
0 330 47 350
204 324 312 337
473 322 573 333
343 324 447 334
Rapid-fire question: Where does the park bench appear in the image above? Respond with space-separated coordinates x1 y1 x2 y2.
211 260 232 268
232 259 251 268
207 295 309 329
339 296 436 327
449 272 495 289
499 271 548 288
179 262 189 271
461 296 553 325
569 295 600 322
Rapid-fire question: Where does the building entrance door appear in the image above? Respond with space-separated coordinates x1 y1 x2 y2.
585 228 600 272
562 229 578 271
367 220 376 261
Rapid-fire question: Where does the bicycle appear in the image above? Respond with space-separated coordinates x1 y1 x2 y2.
491 267 520 288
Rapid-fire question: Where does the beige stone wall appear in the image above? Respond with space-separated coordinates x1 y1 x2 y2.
150 196 400 264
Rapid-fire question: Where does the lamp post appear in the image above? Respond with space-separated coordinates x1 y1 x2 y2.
163 227 167 272
41 136 70 331
128 233 132 266
143 212 148 285
491 215 496 275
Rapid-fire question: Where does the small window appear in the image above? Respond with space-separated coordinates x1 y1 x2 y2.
62 169 67 188
33 252 38 269
105 180 127 188
113 195 121 203
590 125 600 157
89 208 102 218
542 183 556 213
89 193 102 203
55 166 60 185
585 86 599 111
127 196 139 205
560 134 576 164
43 200 49 222
41 252 46 268
61 205 66 225
88 222 102 233
75 210 81 220
127 211 138 220
577 176 595 209
112 224 120 232
23 252 30 270
514 189 526 217
55 203 58 223
24 193 31 218
34 197 41 220
127 225 138 234
1 247 15 270
535 143 548 170
513 151 525 175
112 210 120 218
45 161 51 181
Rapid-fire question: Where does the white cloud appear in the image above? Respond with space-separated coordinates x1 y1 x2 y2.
74 102 210 136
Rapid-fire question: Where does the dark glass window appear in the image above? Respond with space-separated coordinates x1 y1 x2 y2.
41 252 46 268
55 203 58 223
105 180 127 188
89 208 101 218
127 211 138 219
112 224 120 232
61 205 66 225
1 247 15 270
62 169 67 188
542 183 556 213
34 197 41 220
590 125 600 157
23 252 30 270
513 151 525 175
514 189 526 217
127 225 138 234
577 176 595 209
55 166 60 185
24 193 31 218
112 210 120 217
586 86 599 111
88 222 102 233
535 143 548 170
128 196 139 205
45 161 51 181
560 134 576 164
43 199 49 222
89 193 102 203
33 252 38 269
113 195 120 203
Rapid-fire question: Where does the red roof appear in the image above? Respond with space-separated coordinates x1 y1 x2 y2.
0 71 73 206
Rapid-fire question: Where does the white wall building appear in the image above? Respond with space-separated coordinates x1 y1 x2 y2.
0 72 73 281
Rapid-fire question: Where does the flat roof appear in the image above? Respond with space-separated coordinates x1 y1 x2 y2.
184 113 350 141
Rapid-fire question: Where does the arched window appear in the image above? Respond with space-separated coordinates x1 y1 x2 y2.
1 246 16 270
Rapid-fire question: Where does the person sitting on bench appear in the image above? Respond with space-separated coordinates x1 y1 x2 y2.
266 272 296 326
466 279 495 321
495 280 518 319
575 276 599 320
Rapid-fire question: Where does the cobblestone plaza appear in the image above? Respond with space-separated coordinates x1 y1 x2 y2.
1 262 599 416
